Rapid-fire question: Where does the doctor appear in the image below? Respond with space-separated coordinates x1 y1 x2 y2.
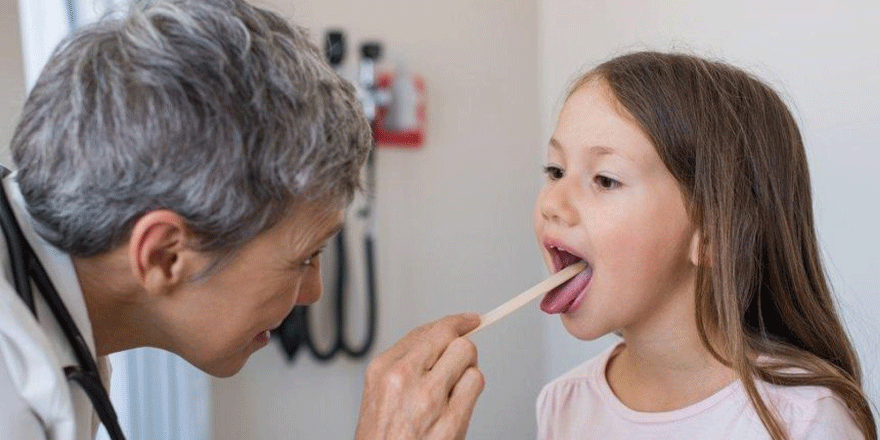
0 0 484 439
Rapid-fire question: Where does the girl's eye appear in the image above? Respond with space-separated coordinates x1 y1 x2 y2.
543 165 564 181
595 175 621 190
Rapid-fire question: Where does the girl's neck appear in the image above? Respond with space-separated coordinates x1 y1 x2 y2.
606 325 736 413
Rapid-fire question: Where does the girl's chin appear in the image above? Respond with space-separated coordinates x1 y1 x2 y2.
560 315 609 341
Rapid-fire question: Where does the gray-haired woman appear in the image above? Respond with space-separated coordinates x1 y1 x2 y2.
0 1 483 439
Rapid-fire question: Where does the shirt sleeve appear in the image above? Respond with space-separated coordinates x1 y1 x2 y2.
790 395 864 440
0 356 48 439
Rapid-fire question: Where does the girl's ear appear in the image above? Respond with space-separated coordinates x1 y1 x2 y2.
689 229 711 267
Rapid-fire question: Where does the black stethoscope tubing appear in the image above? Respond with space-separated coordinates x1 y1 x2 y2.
276 151 378 362
302 227 377 360
0 178 126 440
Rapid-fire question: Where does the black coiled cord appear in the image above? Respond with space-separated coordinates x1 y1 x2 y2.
275 152 379 363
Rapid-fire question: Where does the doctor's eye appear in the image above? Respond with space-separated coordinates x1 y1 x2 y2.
595 175 621 190
301 247 325 267
543 165 564 181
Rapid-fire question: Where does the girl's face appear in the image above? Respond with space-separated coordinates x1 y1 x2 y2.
533 80 700 340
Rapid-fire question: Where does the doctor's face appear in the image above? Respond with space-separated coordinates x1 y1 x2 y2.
168 203 344 377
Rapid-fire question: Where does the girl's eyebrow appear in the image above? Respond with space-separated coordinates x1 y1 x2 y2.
549 137 634 163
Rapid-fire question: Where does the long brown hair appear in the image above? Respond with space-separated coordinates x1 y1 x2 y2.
570 51 876 439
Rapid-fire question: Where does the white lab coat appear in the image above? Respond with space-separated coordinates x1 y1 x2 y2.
0 173 110 440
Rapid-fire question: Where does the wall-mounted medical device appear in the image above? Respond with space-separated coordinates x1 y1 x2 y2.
275 29 427 364
335 30 428 149
372 69 427 148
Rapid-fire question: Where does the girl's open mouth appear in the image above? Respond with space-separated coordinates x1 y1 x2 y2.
541 245 593 314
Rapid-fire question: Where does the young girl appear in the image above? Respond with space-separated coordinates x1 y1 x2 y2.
533 52 876 440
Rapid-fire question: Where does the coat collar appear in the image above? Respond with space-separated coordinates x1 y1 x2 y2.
1 171 99 361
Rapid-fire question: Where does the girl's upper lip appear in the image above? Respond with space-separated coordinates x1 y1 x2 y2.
542 236 589 270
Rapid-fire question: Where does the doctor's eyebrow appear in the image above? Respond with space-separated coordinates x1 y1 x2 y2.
293 223 343 260
320 224 344 244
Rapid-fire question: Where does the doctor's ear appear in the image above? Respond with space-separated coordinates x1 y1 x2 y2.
128 210 200 294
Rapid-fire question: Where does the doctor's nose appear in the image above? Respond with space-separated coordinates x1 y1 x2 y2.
295 262 324 305
539 180 580 227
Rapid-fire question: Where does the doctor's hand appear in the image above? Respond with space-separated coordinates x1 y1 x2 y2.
355 313 485 440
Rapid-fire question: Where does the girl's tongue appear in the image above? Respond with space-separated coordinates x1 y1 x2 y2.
541 250 593 314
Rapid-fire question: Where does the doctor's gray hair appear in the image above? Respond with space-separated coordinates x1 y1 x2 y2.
10 0 372 257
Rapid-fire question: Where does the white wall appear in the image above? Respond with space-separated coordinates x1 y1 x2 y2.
0 0 26 165
212 0 545 439
540 0 880 418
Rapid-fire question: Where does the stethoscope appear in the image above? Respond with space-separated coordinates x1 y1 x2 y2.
274 151 378 362
0 170 126 440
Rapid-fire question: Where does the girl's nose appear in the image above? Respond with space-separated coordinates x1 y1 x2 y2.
540 180 580 226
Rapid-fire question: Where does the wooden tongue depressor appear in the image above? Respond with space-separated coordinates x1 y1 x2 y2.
466 261 587 337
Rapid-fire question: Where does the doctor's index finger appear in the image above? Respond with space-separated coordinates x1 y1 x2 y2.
376 313 479 368
438 313 480 336
407 314 480 370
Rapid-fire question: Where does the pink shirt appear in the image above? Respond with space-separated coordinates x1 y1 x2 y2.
536 343 863 439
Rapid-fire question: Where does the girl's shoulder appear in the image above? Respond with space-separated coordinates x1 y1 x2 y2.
753 358 857 426
756 379 863 439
